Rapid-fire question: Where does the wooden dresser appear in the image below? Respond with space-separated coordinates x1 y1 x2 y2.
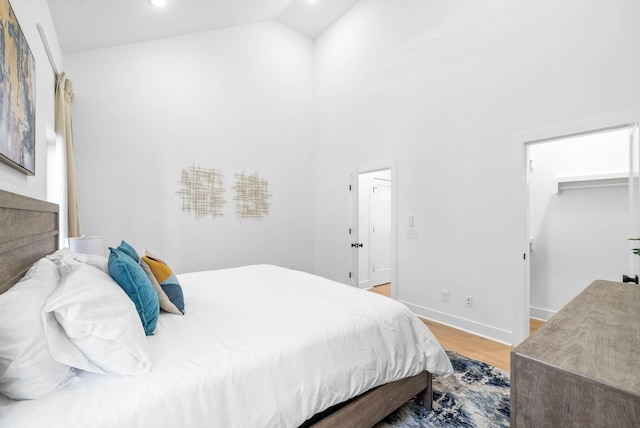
511 280 640 427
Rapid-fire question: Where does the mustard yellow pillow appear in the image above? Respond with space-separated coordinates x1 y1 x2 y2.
140 251 185 315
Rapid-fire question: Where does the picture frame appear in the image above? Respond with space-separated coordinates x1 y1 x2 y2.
0 0 36 175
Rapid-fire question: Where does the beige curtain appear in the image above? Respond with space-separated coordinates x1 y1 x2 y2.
55 72 82 237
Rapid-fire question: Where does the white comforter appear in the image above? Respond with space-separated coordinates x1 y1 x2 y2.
0 265 452 428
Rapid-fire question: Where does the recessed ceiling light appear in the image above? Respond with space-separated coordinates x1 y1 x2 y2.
150 0 167 7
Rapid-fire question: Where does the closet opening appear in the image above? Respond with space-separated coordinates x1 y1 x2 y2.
515 123 639 343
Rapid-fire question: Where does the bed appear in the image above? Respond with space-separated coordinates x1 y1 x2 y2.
0 188 452 427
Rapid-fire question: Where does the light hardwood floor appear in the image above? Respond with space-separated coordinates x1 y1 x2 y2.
369 283 391 297
421 319 512 371
530 318 545 334
368 283 545 372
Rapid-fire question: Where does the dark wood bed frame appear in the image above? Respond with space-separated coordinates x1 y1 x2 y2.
0 188 432 427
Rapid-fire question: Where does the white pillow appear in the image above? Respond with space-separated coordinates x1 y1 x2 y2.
43 263 152 375
0 258 77 400
46 247 108 274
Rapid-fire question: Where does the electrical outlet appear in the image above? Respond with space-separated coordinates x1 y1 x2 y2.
406 229 418 239
441 290 449 303
465 296 473 308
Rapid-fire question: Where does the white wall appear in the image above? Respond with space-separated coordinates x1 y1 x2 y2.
314 0 640 343
528 129 633 319
64 21 315 274
0 0 62 200
47 0 640 343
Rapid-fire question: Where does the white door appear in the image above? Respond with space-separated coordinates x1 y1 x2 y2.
348 169 359 287
370 180 391 285
627 125 640 279
357 173 371 288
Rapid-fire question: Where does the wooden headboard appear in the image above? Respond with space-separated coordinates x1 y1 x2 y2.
0 189 59 293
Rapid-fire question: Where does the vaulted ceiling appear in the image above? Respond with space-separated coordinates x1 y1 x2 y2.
47 0 361 53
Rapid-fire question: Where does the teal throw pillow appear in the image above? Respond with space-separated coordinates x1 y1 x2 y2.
108 248 159 336
117 240 140 261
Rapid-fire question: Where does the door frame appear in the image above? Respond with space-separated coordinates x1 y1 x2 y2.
348 161 397 298
510 111 639 346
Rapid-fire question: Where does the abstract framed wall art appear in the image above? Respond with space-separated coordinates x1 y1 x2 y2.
177 164 226 220
0 0 36 175
233 171 271 219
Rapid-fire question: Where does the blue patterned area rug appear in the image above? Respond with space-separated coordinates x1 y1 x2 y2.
376 350 510 428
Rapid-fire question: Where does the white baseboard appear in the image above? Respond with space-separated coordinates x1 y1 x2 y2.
400 300 514 346
529 306 556 321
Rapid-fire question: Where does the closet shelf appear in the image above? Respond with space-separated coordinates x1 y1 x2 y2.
552 172 638 195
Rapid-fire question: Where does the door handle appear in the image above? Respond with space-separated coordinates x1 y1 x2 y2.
351 243 363 248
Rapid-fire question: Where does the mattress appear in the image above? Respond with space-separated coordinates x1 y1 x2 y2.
0 264 452 427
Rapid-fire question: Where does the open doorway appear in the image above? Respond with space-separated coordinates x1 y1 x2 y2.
511 122 639 345
348 163 397 298
359 169 392 290
527 127 639 324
